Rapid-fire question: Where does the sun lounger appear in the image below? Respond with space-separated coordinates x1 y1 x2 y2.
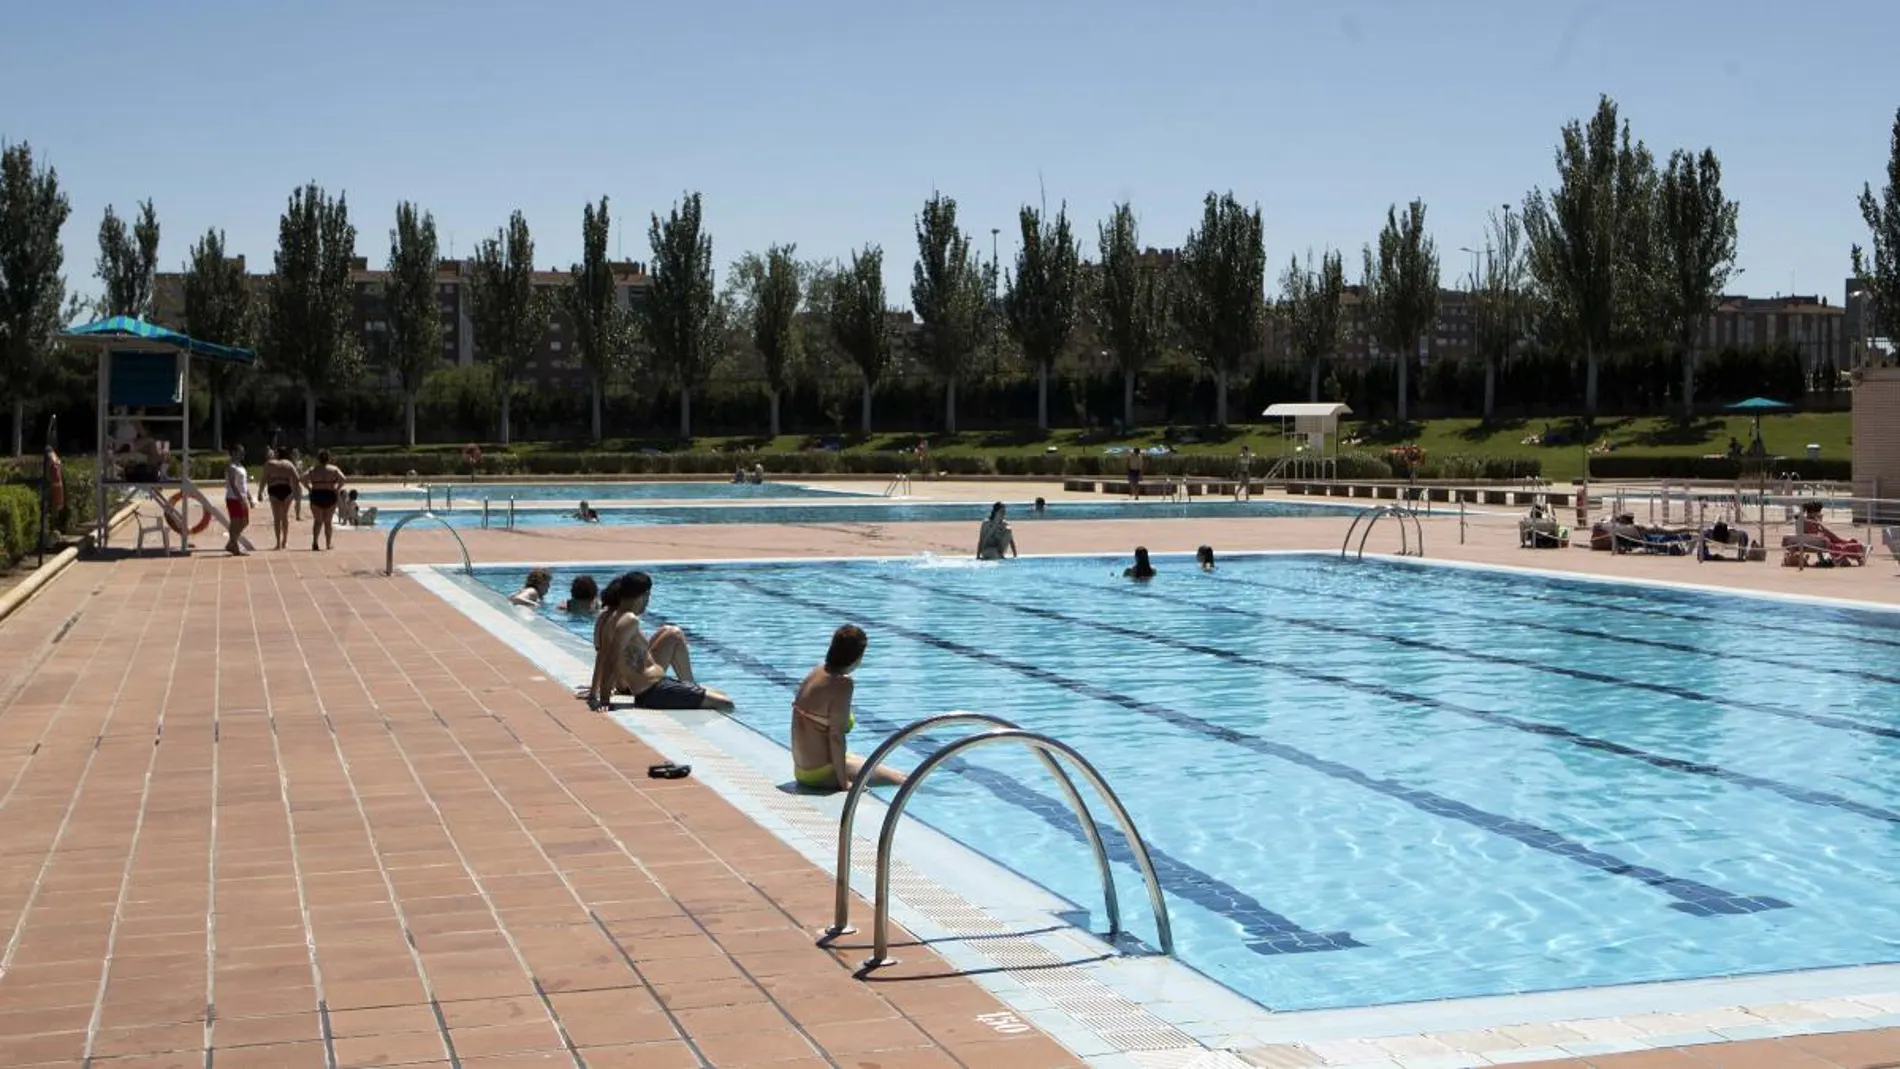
1780 533 1867 567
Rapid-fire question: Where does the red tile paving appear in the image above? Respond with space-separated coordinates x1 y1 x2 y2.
0 494 1897 1068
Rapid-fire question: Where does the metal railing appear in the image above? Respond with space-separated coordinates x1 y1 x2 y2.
863 728 1171 968
383 511 474 576
476 496 518 530
827 713 1114 940
1340 504 1425 560
884 473 912 498
424 484 454 512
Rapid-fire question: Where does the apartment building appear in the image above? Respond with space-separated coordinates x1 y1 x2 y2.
1261 287 1847 373
153 257 652 391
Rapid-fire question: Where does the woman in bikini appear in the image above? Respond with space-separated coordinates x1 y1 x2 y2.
304 449 346 551
790 625 906 792
260 447 302 551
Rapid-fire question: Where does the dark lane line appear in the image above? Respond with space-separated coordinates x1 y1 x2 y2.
1373 559 1900 652
645 612 1360 956
732 579 1788 918
1219 572 1900 689
1101 572 1900 744
954 576 1900 830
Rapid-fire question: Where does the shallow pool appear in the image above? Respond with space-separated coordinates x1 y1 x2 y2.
468 554 1900 1011
357 480 867 502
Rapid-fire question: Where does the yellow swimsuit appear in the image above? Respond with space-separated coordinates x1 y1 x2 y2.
792 704 857 788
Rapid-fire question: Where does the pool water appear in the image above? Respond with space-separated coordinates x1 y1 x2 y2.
358 481 866 502
386 499 1364 528
472 554 1900 1011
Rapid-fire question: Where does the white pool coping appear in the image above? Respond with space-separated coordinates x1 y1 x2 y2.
406 555 1900 1068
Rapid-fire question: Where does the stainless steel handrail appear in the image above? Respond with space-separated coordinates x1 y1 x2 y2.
384 511 474 576
864 728 1173 969
884 473 912 497
1339 504 1425 560
826 713 1115 942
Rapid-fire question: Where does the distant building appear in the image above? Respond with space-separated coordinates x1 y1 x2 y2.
1261 285 1847 375
153 257 652 391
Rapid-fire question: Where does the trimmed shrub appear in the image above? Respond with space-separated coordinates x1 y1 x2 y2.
0 485 41 566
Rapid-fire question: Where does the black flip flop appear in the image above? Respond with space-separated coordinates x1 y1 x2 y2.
647 763 692 780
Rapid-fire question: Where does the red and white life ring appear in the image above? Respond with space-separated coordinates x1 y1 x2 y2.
165 491 213 535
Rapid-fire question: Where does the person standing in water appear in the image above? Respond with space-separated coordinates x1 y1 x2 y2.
223 446 251 556
304 449 346 551
1123 546 1156 580
260 447 302 550
976 502 1018 560
790 625 906 792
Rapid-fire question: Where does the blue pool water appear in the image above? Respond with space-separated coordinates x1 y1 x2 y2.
386 499 1363 528
358 480 865 502
468 554 1900 1011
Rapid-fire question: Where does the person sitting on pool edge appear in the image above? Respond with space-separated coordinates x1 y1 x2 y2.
1123 546 1156 580
510 568 553 606
1196 545 1216 571
977 502 1018 561
561 574 600 614
591 571 734 712
790 624 906 792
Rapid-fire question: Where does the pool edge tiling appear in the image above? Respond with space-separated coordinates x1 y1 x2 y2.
408 555 1900 1067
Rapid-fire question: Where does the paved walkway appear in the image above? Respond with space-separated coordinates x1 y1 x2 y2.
0 493 1896 1067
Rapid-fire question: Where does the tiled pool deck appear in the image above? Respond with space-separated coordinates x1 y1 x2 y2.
1 480 1897 1068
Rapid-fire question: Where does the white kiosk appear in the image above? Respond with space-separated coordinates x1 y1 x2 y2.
1261 402 1352 480
60 315 258 555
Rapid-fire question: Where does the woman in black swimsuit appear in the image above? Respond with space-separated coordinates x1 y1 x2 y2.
260 447 301 551
304 449 345 551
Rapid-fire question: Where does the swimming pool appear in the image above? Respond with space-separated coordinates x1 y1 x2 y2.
384 499 1365 528
357 480 867 502
468 554 1900 1012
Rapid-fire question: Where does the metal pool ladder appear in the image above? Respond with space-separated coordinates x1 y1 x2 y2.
822 712 1173 971
383 511 474 577
1340 504 1425 560
883 472 912 497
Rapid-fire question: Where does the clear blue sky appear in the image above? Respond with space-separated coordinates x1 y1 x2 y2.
4 0 1894 309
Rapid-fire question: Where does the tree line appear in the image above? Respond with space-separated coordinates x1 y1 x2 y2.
2 95 1898 456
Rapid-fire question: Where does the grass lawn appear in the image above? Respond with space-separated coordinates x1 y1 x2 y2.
341 411 1851 483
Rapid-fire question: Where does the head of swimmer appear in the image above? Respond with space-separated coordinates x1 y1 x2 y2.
825 624 867 676
616 570 654 613
525 568 553 595
1196 545 1215 570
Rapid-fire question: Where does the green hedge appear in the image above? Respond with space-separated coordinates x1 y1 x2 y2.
0 486 42 567
0 459 102 536
324 447 1533 482
1585 455 1852 482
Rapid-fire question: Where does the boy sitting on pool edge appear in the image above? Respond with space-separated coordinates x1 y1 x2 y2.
587 571 734 713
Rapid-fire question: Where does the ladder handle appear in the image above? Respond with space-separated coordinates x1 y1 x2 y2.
866 728 1171 967
828 712 1116 942
384 511 474 576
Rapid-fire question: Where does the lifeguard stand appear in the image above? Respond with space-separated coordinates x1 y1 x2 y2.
59 316 258 554
1261 402 1352 478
